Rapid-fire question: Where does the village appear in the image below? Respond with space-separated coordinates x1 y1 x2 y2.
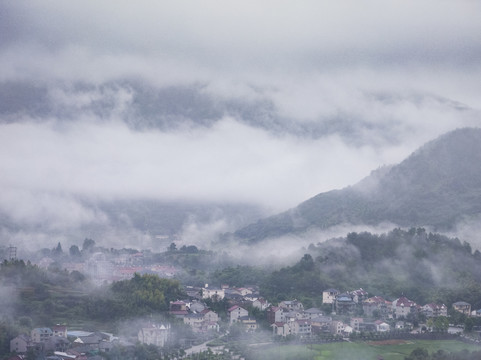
7 279 479 360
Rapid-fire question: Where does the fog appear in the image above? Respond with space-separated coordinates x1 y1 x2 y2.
1 1 481 250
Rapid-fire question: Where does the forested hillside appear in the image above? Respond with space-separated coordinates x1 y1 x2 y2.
234 128 481 242
259 228 481 309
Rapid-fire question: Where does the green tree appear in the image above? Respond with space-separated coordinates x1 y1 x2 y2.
433 316 449 331
405 347 429 360
69 245 81 257
82 238 96 252
110 273 185 315
465 317 474 332
53 242 63 255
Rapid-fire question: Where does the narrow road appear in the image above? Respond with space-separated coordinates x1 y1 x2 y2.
183 333 226 356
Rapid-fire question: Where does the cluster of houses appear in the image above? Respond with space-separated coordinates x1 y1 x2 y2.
9 326 119 359
269 300 329 337
9 323 175 359
170 299 221 333
36 250 178 285
169 284 269 334
322 288 450 319
170 283 476 339
267 288 475 338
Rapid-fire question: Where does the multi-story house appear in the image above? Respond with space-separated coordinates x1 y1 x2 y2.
10 335 31 354
350 288 369 303
202 285 225 300
392 296 417 319
201 309 219 323
228 305 248 324
291 320 311 336
52 325 67 338
422 303 448 318
452 301 471 316
169 300 189 316
238 316 258 332
138 324 169 347
183 313 205 331
350 317 363 332
252 298 270 310
363 296 390 318
31 328 53 343
272 322 290 336
322 289 340 304
278 300 304 312
330 320 346 335
183 309 219 333
267 306 285 324
335 293 356 314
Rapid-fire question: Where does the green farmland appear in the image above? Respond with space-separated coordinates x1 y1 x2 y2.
250 340 481 360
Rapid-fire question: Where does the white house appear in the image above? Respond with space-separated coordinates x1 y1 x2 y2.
228 305 248 324
322 289 340 304
252 298 270 311
52 325 68 338
202 285 225 300
375 320 390 332
392 296 417 319
31 328 53 343
138 324 169 347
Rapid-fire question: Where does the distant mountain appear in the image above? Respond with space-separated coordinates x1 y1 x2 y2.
1 79 468 144
233 128 481 242
0 198 264 248
91 199 263 237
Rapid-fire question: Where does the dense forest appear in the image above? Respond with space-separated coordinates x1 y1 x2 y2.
259 228 481 308
0 260 184 355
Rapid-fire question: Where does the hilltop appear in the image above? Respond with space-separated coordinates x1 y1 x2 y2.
233 128 481 242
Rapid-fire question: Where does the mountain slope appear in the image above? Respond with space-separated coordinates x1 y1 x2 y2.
233 128 481 242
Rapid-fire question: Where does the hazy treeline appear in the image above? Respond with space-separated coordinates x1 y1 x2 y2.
3 227 481 356
258 228 481 308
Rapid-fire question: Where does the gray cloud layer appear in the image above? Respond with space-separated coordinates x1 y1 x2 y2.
1 1 481 248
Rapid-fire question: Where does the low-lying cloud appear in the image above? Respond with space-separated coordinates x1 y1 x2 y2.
1 1 481 250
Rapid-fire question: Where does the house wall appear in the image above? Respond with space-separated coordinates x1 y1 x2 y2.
230 307 248 324
10 337 28 353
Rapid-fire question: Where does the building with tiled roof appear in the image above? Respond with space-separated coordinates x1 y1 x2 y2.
52 325 67 338
335 293 356 314
138 324 169 347
31 328 53 343
349 288 369 303
10 334 31 354
228 305 248 324
453 301 471 316
363 296 390 318
169 300 189 316
392 296 417 319
322 288 340 304
422 303 447 318
202 284 225 300
278 300 304 311
267 306 285 324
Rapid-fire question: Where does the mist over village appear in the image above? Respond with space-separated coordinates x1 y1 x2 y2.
2 1 481 360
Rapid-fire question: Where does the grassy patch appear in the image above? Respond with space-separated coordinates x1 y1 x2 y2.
251 340 481 360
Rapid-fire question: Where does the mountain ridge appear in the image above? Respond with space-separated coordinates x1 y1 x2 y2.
233 127 481 242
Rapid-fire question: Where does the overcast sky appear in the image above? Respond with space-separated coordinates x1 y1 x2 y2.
1 1 481 245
